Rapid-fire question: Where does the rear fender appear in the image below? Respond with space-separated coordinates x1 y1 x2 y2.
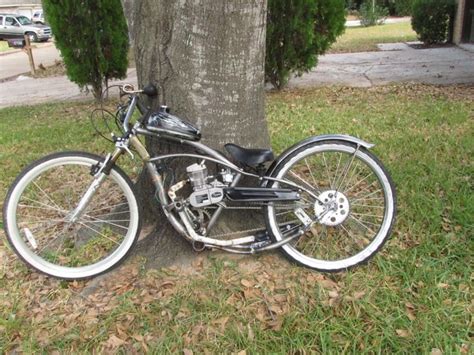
264 134 374 180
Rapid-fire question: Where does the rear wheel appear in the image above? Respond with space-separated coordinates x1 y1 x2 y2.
265 141 396 272
3 152 141 279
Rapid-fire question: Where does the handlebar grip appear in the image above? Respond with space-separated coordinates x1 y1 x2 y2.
143 84 158 97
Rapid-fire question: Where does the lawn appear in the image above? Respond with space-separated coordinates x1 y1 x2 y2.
0 40 11 52
0 85 472 353
329 22 418 53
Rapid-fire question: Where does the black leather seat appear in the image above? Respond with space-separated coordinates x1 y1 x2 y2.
224 143 274 167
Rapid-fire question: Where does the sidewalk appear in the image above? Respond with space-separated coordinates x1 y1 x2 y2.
0 68 138 108
0 42 61 81
345 16 411 27
289 45 474 88
0 45 473 109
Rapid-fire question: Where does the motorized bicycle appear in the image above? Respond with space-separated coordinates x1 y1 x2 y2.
2 84 396 279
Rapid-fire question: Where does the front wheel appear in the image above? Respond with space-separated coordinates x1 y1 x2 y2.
265 141 396 272
26 32 38 43
3 152 141 279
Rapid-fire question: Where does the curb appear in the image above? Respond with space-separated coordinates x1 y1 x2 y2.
0 41 55 57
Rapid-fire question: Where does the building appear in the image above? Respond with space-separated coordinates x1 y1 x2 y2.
453 0 473 43
0 0 42 19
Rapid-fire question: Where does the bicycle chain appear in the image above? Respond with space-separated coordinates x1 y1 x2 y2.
204 202 311 239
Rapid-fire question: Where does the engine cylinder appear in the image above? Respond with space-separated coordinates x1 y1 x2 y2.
186 163 208 190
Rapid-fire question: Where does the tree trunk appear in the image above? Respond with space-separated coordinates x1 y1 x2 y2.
123 0 269 269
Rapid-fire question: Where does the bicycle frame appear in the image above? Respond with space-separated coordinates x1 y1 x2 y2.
76 93 372 253
127 129 314 251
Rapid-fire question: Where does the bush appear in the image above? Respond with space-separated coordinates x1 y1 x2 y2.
266 0 346 90
412 0 456 44
393 0 415 16
43 0 129 100
380 0 414 16
359 0 389 26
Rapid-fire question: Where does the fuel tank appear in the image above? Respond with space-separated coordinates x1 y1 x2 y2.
146 110 201 141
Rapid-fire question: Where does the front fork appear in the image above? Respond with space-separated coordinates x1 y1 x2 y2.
67 147 125 223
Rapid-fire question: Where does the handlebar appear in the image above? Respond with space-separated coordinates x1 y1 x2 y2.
120 83 157 132
122 95 138 132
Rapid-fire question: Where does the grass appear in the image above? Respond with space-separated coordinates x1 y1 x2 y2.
329 22 418 53
0 40 11 52
0 85 473 353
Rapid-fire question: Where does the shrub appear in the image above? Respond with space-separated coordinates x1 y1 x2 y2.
266 0 346 90
412 0 456 44
393 0 415 16
380 0 414 16
359 0 389 26
43 0 129 100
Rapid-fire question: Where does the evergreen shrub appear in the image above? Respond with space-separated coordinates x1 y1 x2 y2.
43 0 129 99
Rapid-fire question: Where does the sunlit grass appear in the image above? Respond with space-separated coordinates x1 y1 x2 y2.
0 84 472 353
329 22 418 53
0 40 10 52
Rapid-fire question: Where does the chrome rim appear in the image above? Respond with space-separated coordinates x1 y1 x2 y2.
267 143 394 270
6 155 139 279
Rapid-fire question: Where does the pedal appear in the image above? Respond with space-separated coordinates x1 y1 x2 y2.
255 230 271 242
250 230 271 249
294 207 312 227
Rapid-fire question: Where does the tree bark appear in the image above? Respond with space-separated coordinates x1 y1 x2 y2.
123 0 269 269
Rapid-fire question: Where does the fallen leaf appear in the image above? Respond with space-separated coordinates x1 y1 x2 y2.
103 334 126 349
431 348 442 355
328 291 339 299
437 283 449 289
267 318 283 331
247 324 254 340
406 309 416 321
183 349 193 355
460 343 469 353
396 329 410 338
241 279 253 288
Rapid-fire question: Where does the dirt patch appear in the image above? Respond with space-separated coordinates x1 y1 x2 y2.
27 60 66 78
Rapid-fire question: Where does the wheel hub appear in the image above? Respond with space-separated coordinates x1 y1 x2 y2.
314 190 350 226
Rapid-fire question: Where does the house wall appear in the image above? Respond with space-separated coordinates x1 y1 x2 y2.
0 1 42 19
454 0 467 43
454 0 474 43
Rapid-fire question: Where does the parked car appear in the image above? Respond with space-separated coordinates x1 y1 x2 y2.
0 13 51 42
32 10 45 25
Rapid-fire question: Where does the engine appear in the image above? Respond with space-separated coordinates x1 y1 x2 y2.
186 162 233 208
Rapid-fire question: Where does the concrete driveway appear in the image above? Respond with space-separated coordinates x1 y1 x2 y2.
0 44 473 109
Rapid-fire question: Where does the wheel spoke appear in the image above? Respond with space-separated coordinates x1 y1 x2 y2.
86 202 129 214
349 215 378 234
267 143 394 270
321 152 333 189
304 158 321 193
82 214 129 231
289 171 320 195
351 212 384 220
78 222 121 246
32 181 63 211
19 197 68 214
5 154 139 278
335 147 358 192
343 170 374 195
